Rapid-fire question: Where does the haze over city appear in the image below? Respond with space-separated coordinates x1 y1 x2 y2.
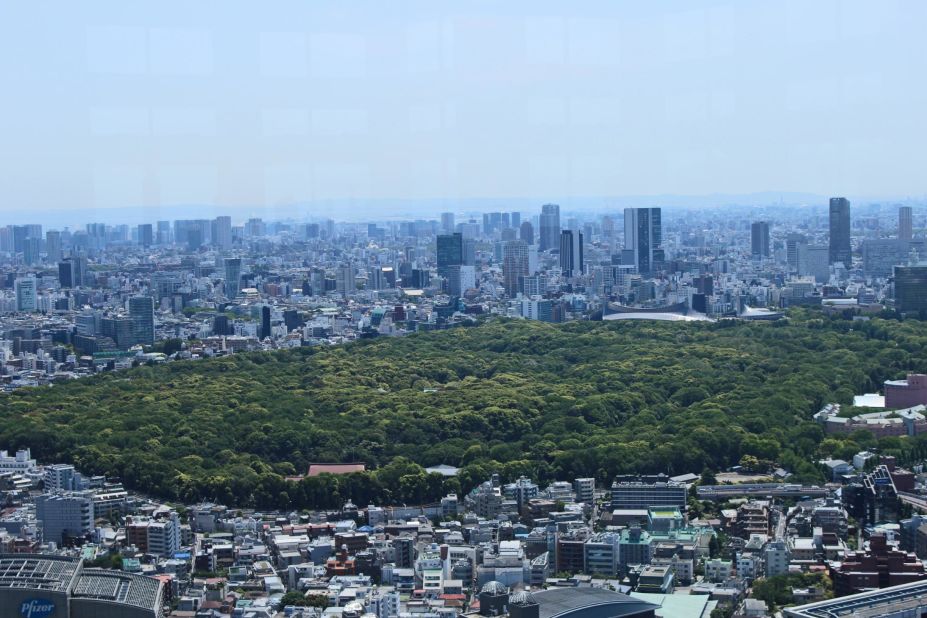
2 0 927 225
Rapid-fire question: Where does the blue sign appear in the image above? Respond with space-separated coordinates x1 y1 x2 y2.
20 599 55 618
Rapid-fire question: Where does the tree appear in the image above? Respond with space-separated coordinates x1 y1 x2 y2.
739 455 760 472
0 313 920 509
279 591 309 607
708 535 720 559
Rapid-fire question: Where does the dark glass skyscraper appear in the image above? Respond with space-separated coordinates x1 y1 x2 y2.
829 197 851 266
129 296 155 346
559 230 584 277
520 221 534 245
261 305 272 340
623 208 663 275
224 258 242 298
436 233 463 278
899 206 913 242
894 265 927 314
751 221 770 257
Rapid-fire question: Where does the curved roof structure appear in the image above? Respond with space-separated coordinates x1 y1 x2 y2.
480 581 508 595
510 590 539 605
532 587 658 618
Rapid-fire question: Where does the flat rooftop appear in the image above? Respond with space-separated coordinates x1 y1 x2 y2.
533 587 658 618
784 579 927 617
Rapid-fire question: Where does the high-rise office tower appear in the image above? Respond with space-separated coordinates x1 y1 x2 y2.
829 197 851 266
623 208 663 275
129 296 155 346
798 244 831 283
446 265 475 297
22 238 40 265
214 216 232 250
58 261 73 288
245 218 265 238
336 264 356 296
462 238 477 266
224 258 242 298
72 256 87 287
137 224 153 248
502 240 529 296
899 206 913 242
520 221 534 245
751 221 770 258
441 212 455 234
786 233 807 273
156 221 171 244
283 309 301 332
11 226 29 254
58 257 86 288
14 276 37 312
261 305 272 339
601 216 615 239
559 230 584 277
45 231 62 263
894 265 927 314
436 233 463 278
539 204 561 251
511 212 521 230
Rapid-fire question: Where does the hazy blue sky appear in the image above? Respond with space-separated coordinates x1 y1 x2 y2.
1 0 925 219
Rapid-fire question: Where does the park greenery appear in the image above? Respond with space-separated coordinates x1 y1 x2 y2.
1 310 927 509
750 571 834 611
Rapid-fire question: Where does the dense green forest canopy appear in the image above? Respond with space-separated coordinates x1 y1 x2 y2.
2 311 926 509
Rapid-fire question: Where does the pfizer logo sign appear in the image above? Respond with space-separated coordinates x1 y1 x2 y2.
20 599 55 618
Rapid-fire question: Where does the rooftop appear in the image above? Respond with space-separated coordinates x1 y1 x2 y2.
0 554 80 592
784 579 927 617
533 587 658 618
307 463 366 477
0 555 163 612
74 569 164 610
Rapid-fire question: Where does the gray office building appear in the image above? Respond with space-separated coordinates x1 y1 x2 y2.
129 296 155 347
224 258 242 299
559 230 584 277
539 204 561 251
751 221 770 258
623 208 663 275
35 494 94 545
829 197 851 266
899 206 913 242
610 480 687 510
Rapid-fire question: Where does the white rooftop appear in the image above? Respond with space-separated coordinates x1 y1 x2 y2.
853 393 886 408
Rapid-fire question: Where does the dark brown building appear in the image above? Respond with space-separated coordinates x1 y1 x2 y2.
830 533 927 596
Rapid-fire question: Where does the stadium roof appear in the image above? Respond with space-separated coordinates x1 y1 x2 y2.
0 554 79 592
73 569 163 610
533 587 658 618
0 555 163 613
